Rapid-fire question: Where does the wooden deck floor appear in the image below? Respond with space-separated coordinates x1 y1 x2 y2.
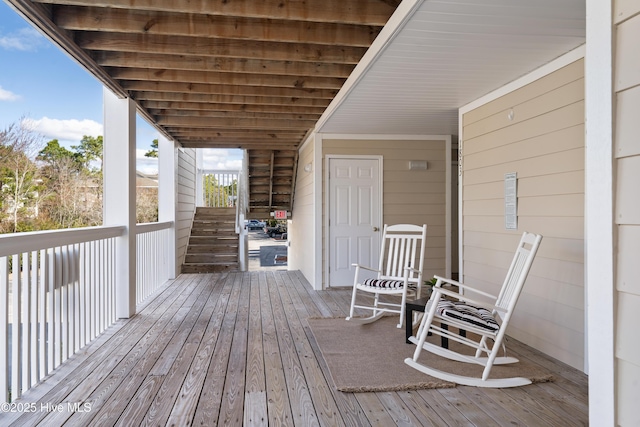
3 271 588 426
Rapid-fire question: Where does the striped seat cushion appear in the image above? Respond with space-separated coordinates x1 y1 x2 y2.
436 300 499 332
362 278 405 289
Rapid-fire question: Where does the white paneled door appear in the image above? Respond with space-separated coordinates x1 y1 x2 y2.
328 157 381 287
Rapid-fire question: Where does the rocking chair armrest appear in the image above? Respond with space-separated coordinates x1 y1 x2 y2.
351 264 381 274
431 287 501 313
433 275 497 300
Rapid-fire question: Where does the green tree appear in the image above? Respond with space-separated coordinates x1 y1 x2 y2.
144 139 159 158
0 121 44 233
37 139 81 173
73 135 103 172
36 137 103 229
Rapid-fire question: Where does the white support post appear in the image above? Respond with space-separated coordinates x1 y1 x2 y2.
103 88 136 318
585 0 615 424
196 149 204 207
159 136 177 279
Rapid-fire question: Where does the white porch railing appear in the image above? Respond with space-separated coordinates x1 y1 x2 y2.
135 221 172 304
197 169 239 208
0 226 124 402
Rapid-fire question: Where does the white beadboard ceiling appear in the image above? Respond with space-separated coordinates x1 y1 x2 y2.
316 0 586 136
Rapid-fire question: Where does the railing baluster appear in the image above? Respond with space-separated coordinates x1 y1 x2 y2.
30 251 38 387
39 249 47 378
11 254 21 399
73 244 79 353
21 251 30 393
47 248 55 375
0 257 9 403
61 245 69 363
78 243 85 349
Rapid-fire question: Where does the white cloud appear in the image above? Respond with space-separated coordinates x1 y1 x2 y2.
136 149 158 174
0 85 20 101
0 27 47 51
201 148 243 170
22 116 103 143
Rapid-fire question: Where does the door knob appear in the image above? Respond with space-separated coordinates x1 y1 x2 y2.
373 227 379 232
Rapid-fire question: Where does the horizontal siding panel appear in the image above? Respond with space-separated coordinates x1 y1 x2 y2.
616 292 640 366
618 360 640 427
385 181 445 194
464 101 584 156
463 182 503 201
516 216 584 240
518 194 584 217
464 124 584 171
615 13 640 91
518 292 584 333
384 203 444 216
463 59 584 126
464 148 584 185
616 156 640 224
507 315 584 370
615 0 640 23
615 85 640 158
463 194 583 217
464 230 583 265
386 170 445 183
464 78 584 140
463 260 583 312
617 225 640 296
517 170 584 197
463 210 583 240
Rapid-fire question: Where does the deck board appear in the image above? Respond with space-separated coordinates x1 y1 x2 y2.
2 271 589 427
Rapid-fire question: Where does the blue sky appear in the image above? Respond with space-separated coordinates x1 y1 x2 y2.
0 2 241 173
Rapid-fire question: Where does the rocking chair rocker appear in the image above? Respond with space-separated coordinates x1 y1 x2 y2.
346 224 427 328
405 231 542 388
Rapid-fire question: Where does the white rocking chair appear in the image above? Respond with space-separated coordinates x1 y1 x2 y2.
346 224 427 328
405 231 542 388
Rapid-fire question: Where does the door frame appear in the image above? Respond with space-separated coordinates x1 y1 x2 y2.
324 154 383 289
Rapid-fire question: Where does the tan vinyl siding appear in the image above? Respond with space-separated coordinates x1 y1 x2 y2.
176 148 196 272
613 3 640 425
289 139 316 281
322 138 448 282
461 59 585 370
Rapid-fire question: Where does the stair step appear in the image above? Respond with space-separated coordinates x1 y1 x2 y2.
187 245 238 254
189 229 236 237
183 207 240 274
181 263 239 273
185 254 238 263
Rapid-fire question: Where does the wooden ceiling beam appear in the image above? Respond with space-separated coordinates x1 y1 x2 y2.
131 91 332 108
176 134 303 142
75 32 367 64
91 52 355 78
180 141 300 150
122 81 337 99
143 101 326 115
54 6 381 47
35 0 398 25
149 110 320 121
108 68 345 90
157 116 316 130
166 126 303 134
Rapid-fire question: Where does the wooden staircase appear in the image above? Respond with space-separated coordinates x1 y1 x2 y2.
246 149 298 219
182 207 239 273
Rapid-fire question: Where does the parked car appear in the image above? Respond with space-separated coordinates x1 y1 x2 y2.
264 224 287 238
245 219 266 230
